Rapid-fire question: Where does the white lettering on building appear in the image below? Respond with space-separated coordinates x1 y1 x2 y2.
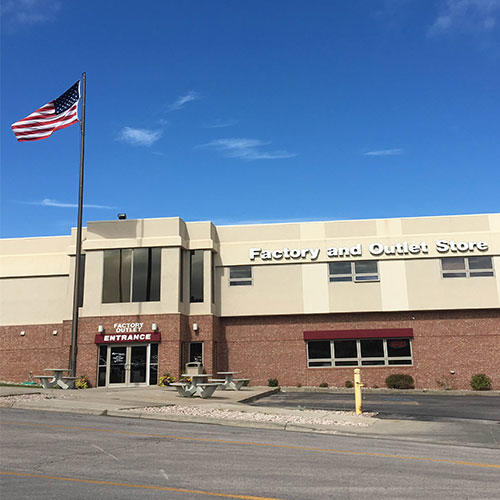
435 240 488 253
113 322 144 333
249 240 488 261
249 247 321 261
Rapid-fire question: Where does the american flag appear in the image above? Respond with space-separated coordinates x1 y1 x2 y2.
11 81 80 142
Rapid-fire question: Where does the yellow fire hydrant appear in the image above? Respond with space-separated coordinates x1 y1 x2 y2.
354 368 364 415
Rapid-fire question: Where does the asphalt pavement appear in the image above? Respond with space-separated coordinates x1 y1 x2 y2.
1 386 499 448
249 390 500 422
1 409 499 499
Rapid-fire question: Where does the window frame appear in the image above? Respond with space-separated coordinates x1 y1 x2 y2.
102 248 161 304
441 256 494 279
228 265 253 286
329 260 379 283
306 338 413 368
189 250 204 303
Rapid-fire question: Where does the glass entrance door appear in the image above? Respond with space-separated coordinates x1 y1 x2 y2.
109 346 127 384
129 345 147 384
100 344 156 387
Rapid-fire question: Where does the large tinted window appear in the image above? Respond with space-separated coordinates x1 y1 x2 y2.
77 254 86 307
102 248 160 303
132 248 161 302
190 250 204 303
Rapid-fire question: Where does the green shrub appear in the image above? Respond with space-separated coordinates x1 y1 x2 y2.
268 378 279 387
296 383 302 388
470 373 492 391
385 374 414 389
75 375 91 389
319 382 328 388
345 380 353 388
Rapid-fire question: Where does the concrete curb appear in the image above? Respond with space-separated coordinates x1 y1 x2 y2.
106 409 289 431
280 386 500 396
237 387 281 404
4 403 500 448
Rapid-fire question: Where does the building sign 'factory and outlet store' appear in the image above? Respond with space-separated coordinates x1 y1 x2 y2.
249 240 489 261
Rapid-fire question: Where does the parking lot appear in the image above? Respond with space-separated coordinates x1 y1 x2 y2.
249 391 500 422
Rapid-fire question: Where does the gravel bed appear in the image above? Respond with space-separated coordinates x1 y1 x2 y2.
138 405 373 427
0 394 59 406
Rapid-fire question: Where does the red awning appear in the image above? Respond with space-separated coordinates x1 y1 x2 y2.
304 328 413 340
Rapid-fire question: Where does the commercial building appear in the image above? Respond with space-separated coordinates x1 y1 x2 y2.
1 213 499 390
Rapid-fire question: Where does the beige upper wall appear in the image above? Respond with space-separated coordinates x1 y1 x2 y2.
1 213 499 324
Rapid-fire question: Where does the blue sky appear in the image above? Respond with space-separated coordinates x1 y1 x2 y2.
1 0 499 238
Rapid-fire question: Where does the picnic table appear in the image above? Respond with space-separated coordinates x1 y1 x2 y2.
170 374 220 399
34 369 77 390
211 371 250 391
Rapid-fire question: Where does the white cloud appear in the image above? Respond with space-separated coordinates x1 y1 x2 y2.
167 91 200 111
1 0 61 27
22 199 115 209
364 148 404 156
203 118 238 129
117 127 162 147
199 138 296 161
428 0 500 36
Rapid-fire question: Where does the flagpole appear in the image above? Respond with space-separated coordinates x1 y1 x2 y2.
69 72 86 379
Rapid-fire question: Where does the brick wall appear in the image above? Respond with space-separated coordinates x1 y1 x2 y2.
219 309 500 390
0 323 68 383
1 309 498 389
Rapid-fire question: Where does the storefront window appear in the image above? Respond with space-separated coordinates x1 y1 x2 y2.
306 341 332 367
149 343 158 385
307 338 412 367
97 345 107 387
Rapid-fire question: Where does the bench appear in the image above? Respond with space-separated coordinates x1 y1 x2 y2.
34 369 76 389
171 381 220 398
171 382 196 397
60 376 78 389
196 382 220 399
34 375 55 389
211 375 250 391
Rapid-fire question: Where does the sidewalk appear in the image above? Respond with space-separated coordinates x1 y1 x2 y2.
1 385 499 448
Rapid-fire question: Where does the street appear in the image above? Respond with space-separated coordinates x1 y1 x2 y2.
1 408 499 499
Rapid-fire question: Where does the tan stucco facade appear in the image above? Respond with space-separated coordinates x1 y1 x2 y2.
1 213 499 326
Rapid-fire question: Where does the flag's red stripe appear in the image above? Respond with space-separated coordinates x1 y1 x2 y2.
14 119 79 141
13 120 78 137
12 113 78 138
13 116 77 131
12 111 78 131
12 104 77 129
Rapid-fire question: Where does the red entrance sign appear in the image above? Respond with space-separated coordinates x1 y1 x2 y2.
94 332 161 344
